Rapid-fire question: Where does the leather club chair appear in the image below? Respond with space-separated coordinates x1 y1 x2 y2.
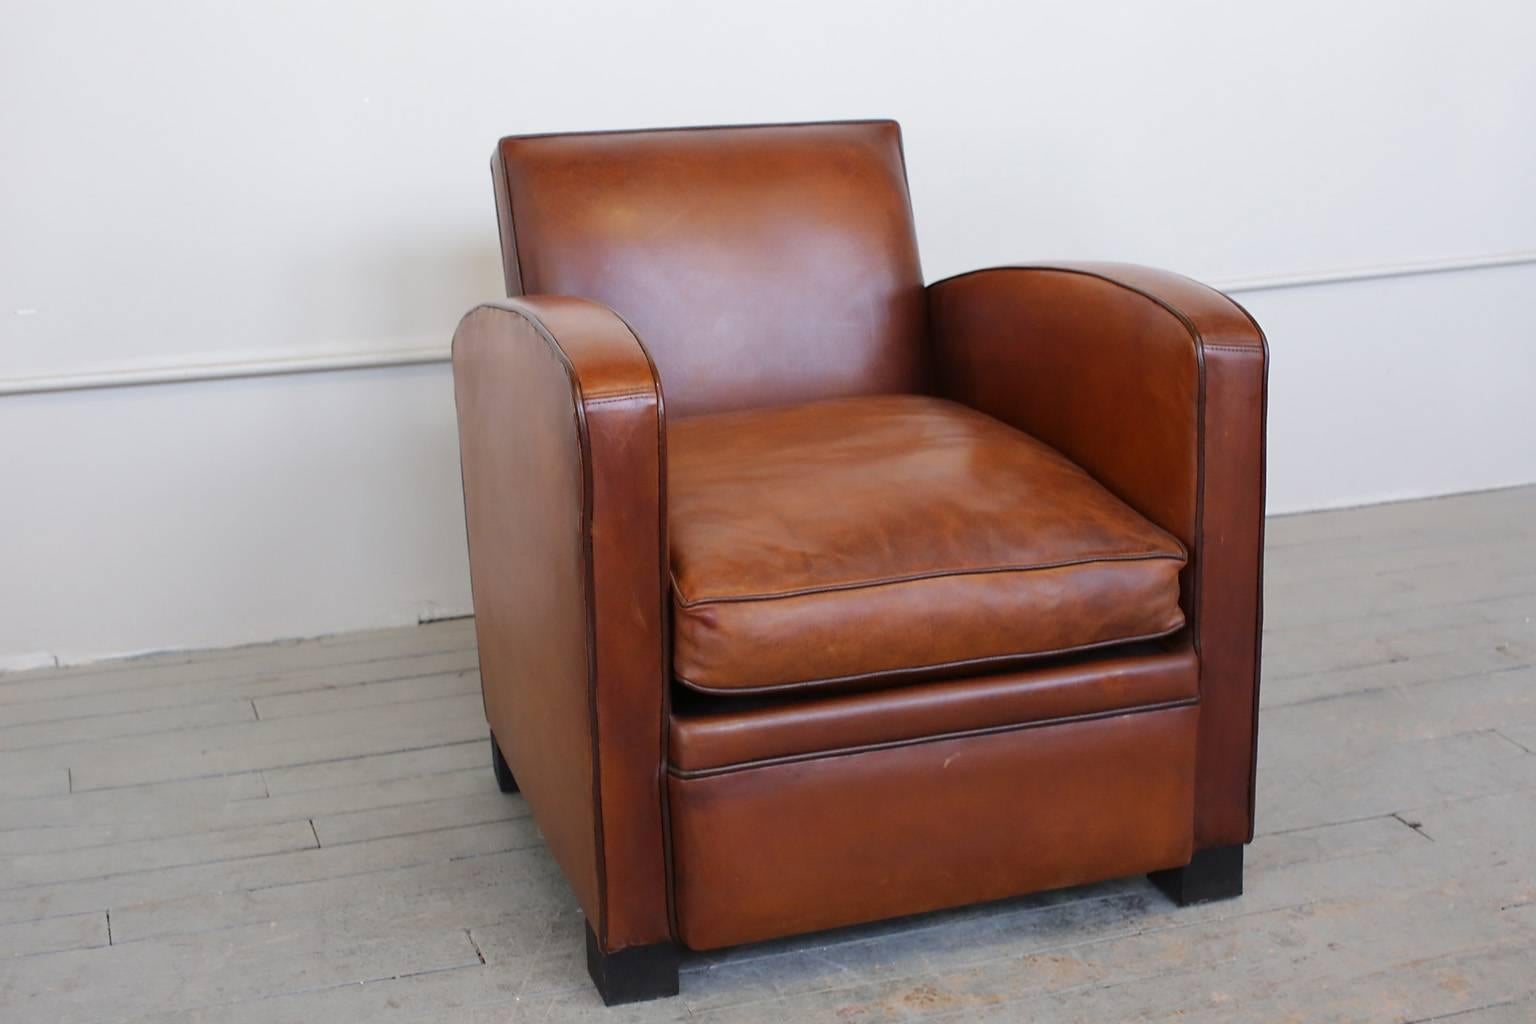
451 120 1267 1005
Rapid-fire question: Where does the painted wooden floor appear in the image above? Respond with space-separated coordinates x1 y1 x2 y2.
2 484 1534 1022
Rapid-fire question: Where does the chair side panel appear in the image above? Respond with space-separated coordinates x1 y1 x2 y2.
453 311 602 925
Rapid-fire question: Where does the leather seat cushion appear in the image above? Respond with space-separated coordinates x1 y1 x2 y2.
668 394 1187 695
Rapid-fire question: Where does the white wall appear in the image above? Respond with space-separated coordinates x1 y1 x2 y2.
3 0 1533 667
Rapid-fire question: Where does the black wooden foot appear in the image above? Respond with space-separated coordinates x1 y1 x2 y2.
585 923 679 1005
490 731 518 794
1149 844 1244 906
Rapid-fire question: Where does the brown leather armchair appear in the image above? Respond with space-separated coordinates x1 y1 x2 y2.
452 120 1267 1005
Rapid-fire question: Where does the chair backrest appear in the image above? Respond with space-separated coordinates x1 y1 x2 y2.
491 120 926 417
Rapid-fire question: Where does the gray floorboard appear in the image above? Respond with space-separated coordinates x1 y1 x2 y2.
1 488 1534 1021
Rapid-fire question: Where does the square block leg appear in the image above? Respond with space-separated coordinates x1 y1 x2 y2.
585 923 679 1005
490 731 518 794
1149 844 1244 906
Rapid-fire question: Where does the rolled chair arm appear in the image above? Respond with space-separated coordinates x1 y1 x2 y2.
928 263 1269 847
452 297 671 952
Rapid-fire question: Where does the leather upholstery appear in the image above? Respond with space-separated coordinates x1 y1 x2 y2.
668 394 1187 694
670 639 1197 773
492 121 926 417
669 704 1197 950
452 298 671 953
456 121 1268 965
929 263 1268 846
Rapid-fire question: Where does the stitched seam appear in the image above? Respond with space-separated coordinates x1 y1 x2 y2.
668 697 1199 778
674 623 1186 696
674 552 1187 608
1249 336 1270 837
1227 292 1271 841
568 333 608 951
1202 344 1263 353
610 303 681 946
584 391 654 406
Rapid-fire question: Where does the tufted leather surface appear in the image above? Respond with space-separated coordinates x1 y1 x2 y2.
668 394 1187 695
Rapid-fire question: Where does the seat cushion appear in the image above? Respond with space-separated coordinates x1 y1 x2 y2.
668 394 1187 695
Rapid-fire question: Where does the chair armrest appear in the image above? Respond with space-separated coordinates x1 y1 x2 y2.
928 262 1268 846
452 297 670 952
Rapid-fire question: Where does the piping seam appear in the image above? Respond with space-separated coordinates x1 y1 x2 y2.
673 552 1185 608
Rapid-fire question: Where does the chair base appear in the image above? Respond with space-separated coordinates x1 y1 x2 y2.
490 731 518 794
585 923 680 1005
1148 844 1244 906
